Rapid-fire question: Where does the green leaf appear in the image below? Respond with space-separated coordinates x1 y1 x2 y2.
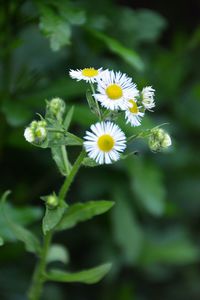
57 201 114 231
51 146 68 176
82 157 98 167
140 228 199 265
47 244 69 265
45 262 111 284
127 159 166 216
39 6 71 51
0 191 41 254
89 29 144 71
63 106 74 130
0 236 4 246
43 201 67 235
112 189 143 263
86 89 98 114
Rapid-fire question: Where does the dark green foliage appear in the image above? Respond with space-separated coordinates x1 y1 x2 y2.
0 0 200 299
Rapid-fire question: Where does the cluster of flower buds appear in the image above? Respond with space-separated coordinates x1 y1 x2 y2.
46 97 66 121
24 67 172 165
148 128 172 152
24 120 47 144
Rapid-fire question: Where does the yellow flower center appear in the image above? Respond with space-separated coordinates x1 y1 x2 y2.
97 134 115 152
82 68 98 77
128 99 139 114
106 84 123 100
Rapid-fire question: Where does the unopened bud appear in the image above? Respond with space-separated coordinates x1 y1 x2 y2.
149 128 172 152
24 120 47 144
46 194 59 208
47 97 66 120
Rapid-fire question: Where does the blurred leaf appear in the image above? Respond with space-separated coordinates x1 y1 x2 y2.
112 189 143 263
0 191 41 254
63 106 74 130
0 236 4 246
89 29 144 71
1 100 32 126
45 262 111 284
42 201 67 235
39 6 71 51
127 159 166 216
140 228 199 265
47 244 69 265
57 201 114 231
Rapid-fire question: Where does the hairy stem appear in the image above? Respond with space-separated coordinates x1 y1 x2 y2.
28 148 86 300
28 231 52 300
61 145 71 175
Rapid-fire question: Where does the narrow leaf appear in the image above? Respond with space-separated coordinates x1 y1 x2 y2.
45 262 111 284
43 201 67 235
57 201 114 231
51 146 67 176
63 106 74 130
89 30 144 71
1 191 41 254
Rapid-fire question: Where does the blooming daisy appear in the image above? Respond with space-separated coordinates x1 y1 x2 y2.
93 70 139 111
141 86 155 111
69 68 103 83
83 121 126 164
125 99 144 127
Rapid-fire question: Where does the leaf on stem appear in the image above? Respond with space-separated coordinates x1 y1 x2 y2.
63 106 74 130
0 191 41 254
57 201 114 231
45 262 112 284
42 201 67 235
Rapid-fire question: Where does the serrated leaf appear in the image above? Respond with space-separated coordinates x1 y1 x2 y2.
63 106 74 130
57 201 114 231
0 191 41 254
43 201 67 235
45 262 111 284
82 157 98 167
47 244 69 265
89 30 144 71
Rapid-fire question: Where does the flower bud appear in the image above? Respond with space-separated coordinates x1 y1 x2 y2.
46 194 59 209
148 128 172 152
24 120 47 144
46 97 66 120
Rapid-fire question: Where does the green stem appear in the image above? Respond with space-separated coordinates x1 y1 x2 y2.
89 82 102 121
28 231 52 300
61 145 71 175
59 149 86 200
28 148 86 300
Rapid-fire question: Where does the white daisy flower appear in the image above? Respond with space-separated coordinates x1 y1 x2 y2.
83 121 126 165
69 67 103 83
94 70 139 111
125 99 144 127
141 86 155 111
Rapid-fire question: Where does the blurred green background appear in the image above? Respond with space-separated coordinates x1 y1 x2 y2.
1 0 200 299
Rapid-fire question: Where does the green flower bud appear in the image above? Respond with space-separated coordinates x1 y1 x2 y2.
47 97 66 120
148 128 172 152
46 194 59 208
